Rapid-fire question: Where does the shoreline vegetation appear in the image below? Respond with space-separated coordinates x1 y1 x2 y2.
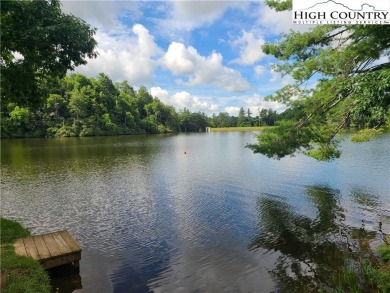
209 126 266 132
1 73 280 139
0 217 50 293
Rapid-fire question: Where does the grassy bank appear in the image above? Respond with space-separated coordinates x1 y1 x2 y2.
209 126 266 132
0 217 50 293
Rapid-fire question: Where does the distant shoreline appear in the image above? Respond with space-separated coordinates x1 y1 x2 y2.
208 126 267 132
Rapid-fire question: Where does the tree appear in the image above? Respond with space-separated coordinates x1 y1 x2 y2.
1 0 98 107
136 86 153 119
179 108 191 133
247 108 252 119
238 107 246 126
4 105 31 137
248 0 390 160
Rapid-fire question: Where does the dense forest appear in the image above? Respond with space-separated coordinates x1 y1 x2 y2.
1 72 281 139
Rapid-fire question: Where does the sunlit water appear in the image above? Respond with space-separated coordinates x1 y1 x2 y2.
1 132 389 292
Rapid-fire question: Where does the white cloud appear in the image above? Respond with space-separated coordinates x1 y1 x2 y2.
223 93 286 116
158 1 245 39
254 65 266 76
172 91 192 109
150 87 170 103
225 106 241 116
161 42 196 75
150 87 219 113
150 87 286 116
74 24 161 85
232 30 266 65
257 3 313 35
171 1 231 25
171 91 219 113
245 94 286 113
60 1 140 29
269 65 295 86
161 42 250 92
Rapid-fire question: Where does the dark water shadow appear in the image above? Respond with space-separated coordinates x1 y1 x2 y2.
48 264 82 293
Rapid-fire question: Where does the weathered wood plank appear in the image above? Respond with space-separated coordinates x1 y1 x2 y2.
23 237 40 260
32 235 51 260
42 233 62 257
14 238 27 257
52 232 71 254
14 230 81 270
40 252 81 270
59 230 81 252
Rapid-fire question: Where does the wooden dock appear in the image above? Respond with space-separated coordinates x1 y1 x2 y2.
14 230 81 270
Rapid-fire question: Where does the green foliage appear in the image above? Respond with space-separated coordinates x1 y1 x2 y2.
306 144 341 161
377 236 390 263
1 73 213 138
1 244 51 293
252 4 390 160
247 121 313 159
265 0 292 11
0 217 51 293
327 259 390 293
0 217 30 244
1 0 97 107
350 128 383 142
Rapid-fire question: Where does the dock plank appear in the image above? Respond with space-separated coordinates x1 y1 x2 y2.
23 237 40 260
59 230 81 252
14 238 27 257
33 235 51 260
42 234 61 257
52 232 71 254
14 230 81 270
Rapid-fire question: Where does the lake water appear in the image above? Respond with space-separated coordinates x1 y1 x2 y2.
1 132 389 292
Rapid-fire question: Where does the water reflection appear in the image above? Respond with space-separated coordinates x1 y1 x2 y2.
250 185 386 292
0 135 167 181
110 239 173 292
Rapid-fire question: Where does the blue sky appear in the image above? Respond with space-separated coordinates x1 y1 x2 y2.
61 1 301 116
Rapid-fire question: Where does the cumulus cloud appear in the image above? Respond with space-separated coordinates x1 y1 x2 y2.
60 1 140 29
225 106 241 116
158 1 245 39
74 24 161 85
150 87 170 103
161 42 250 92
257 3 313 35
150 87 286 116
269 65 295 86
254 65 266 76
232 30 266 65
244 94 286 114
150 87 219 113
222 93 286 116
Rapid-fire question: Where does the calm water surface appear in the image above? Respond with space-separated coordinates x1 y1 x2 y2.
1 132 389 292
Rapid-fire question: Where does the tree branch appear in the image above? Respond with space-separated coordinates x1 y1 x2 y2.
352 61 390 74
327 111 351 142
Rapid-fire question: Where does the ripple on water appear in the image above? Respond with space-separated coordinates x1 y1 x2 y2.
1 133 389 292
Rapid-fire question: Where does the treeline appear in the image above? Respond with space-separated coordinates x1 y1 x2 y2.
1 73 204 138
1 73 284 138
209 107 279 128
